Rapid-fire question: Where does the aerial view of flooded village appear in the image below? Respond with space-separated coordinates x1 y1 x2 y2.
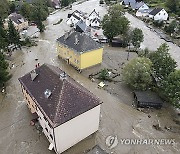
0 0 180 154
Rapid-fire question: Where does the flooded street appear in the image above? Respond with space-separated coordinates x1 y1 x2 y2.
125 13 180 69
0 0 179 154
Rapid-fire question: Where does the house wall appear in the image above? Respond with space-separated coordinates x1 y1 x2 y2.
36 107 55 146
91 20 100 27
21 84 55 149
4 20 28 31
54 105 101 154
67 13 82 26
89 12 99 21
57 42 81 68
21 85 37 113
136 11 149 17
80 48 103 69
154 9 168 21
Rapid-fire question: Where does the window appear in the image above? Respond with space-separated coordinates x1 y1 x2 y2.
159 13 161 15
50 134 53 140
44 116 47 121
45 127 48 132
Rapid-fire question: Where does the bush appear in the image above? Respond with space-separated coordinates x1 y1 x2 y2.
122 57 153 90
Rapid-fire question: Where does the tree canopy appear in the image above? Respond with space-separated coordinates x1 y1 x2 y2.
122 57 152 90
149 43 177 81
0 0 9 19
0 18 9 52
161 70 180 108
8 19 21 48
0 52 10 87
102 4 129 42
130 28 144 50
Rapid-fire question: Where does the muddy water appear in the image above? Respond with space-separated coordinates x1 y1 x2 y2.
125 13 180 69
0 0 179 154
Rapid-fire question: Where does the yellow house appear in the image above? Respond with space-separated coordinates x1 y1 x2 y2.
57 31 103 70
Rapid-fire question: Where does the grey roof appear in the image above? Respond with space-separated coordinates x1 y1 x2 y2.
75 20 87 32
57 31 103 53
8 13 26 24
134 91 163 104
123 0 136 5
89 9 100 17
149 8 163 16
18 64 102 127
130 1 144 9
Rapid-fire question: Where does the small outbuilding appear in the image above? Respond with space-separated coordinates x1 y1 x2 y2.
133 90 163 108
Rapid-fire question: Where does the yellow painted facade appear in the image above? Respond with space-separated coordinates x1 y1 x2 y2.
21 85 37 114
57 42 103 70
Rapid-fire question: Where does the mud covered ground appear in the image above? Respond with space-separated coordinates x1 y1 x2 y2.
0 0 179 154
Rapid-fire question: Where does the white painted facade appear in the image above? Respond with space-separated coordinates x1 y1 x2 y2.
36 107 55 145
149 9 168 21
136 10 149 17
66 13 83 26
89 10 100 21
91 18 100 27
54 105 101 154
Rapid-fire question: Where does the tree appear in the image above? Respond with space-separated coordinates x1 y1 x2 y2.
149 43 177 81
130 28 144 51
165 0 178 13
31 0 49 32
21 3 33 21
0 18 9 51
98 68 111 81
122 57 152 90
164 20 177 35
0 0 9 19
161 70 180 108
102 4 129 42
8 19 21 48
9 2 16 14
0 52 10 87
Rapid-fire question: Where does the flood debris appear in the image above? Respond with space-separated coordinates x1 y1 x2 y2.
152 124 162 131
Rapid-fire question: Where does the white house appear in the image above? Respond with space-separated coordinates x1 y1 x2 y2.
149 8 168 21
136 9 150 17
18 64 102 154
90 17 101 28
89 9 100 21
66 10 84 26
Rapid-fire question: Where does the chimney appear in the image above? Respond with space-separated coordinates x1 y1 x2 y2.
44 89 52 98
60 72 67 80
74 34 79 45
30 70 38 81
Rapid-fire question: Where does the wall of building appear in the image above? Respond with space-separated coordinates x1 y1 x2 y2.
80 48 103 69
36 107 55 146
21 85 37 113
154 9 168 21
54 105 101 154
57 42 81 68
